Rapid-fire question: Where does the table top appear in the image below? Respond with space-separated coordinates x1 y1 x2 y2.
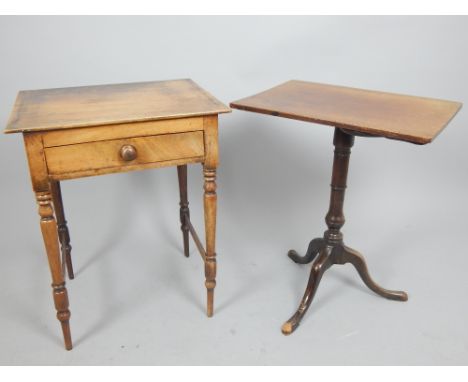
230 80 462 144
5 79 231 134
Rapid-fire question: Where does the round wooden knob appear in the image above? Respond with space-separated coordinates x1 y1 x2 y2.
120 145 137 161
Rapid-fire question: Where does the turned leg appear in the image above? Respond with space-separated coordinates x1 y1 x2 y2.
203 167 217 317
202 116 219 317
50 180 74 279
282 248 333 335
177 165 190 257
36 190 72 350
288 238 324 264
341 245 408 301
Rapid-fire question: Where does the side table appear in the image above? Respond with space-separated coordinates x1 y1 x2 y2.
5 79 230 349
231 80 462 335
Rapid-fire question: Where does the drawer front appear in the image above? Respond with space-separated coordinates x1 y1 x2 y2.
42 117 204 147
45 131 204 176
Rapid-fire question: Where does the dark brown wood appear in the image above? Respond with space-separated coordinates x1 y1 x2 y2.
282 249 333 335
177 165 190 257
24 133 73 350
231 81 461 336
282 128 408 335
50 180 74 280
288 238 324 264
5 79 230 134
230 80 462 144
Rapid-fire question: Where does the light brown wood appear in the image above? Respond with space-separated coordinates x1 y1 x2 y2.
24 133 73 349
23 133 49 191
36 191 72 350
49 157 204 181
6 79 230 134
11 79 228 350
44 131 205 177
203 115 218 317
42 117 204 147
230 80 462 144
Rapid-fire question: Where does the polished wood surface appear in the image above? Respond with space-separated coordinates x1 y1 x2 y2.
282 128 407 335
44 131 205 177
42 117 204 147
13 79 227 350
24 133 73 350
230 80 462 144
231 81 461 336
6 79 230 133
202 115 218 317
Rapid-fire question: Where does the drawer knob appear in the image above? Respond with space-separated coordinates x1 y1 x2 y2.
120 145 137 161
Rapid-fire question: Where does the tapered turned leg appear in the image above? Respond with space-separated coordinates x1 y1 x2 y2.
36 190 72 350
288 238 324 264
342 245 408 301
282 248 333 335
50 180 74 279
203 167 217 317
177 165 190 258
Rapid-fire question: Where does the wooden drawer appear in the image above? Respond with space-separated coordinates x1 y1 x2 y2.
45 131 204 178
42 117 204 147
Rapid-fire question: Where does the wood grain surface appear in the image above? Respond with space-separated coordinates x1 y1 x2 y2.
230 80 462 144
42 117 204 147
6 79 230 133
45 131 204 177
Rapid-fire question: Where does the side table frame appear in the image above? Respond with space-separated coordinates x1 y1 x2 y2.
23 116 219 350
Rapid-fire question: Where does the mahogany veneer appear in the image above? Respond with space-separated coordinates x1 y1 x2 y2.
231 80 461 335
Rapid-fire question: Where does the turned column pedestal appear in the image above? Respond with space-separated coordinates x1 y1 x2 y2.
281 128 408 335
231 79 461 335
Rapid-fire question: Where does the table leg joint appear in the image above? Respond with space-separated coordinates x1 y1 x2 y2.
283 128 407 335
185 213 206 261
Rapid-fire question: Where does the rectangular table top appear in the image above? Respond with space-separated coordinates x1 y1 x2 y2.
5 79 231 134
230 80 462 144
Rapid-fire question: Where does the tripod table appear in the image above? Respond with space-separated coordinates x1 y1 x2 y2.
230 80 462 335
5 79 230 349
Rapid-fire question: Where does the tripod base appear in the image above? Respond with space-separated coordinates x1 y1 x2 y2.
282 238 408 335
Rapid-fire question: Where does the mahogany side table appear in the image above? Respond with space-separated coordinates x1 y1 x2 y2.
231 80 462 335
5 79 230 350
